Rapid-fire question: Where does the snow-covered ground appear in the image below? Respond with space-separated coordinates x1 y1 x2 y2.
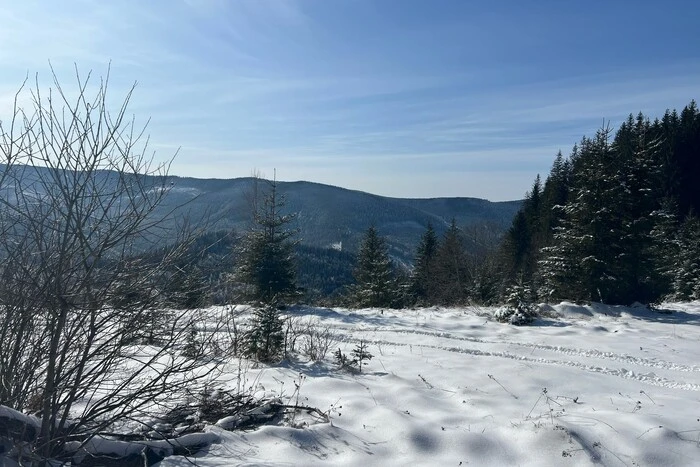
161 302 700 466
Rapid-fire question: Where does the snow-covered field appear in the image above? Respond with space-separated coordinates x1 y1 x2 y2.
162 302 700 466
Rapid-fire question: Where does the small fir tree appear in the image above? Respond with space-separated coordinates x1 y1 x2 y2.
243 304 285 363
351 340 373 373
495 280 538 325
182 328 200 359
334 341 373 373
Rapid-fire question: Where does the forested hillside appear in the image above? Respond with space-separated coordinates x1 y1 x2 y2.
498 101 700 305
152 177 520 263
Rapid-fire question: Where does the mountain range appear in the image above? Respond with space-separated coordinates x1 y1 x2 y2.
0 164 522 299
159 176 522 264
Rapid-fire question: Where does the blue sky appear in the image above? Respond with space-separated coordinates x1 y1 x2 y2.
1 0 698 200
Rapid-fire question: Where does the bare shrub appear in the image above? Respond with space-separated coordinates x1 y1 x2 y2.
284 314 305 356
299 319 339 362
0 67 223 465
282 316 339 362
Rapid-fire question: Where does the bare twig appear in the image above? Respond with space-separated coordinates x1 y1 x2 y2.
488 374 518 399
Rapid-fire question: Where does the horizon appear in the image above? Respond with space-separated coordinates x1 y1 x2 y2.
170 172 525 202
1 0 699 201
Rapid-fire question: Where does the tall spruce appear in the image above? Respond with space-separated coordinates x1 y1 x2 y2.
648 197 680 297
539 127 619 303
236 176 298 305
412 223 439 303
433 220 470 305
608 114 665 302
672 215 700 300
502 211 530 282
501 176 544 290
511 101 700 305
541 151 571 237
350 226 396 308
675 101 700 216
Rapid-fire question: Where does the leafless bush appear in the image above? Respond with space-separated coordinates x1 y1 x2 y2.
0 66 223 465
211 305 246 358
294 318 339 362
284 315 305 355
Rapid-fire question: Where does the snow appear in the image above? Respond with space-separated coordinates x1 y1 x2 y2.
0 406 41 431
73 432 220 456
4 302 698 465
154 301 700 466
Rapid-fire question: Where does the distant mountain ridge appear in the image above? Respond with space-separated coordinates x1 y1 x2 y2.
0 164 522 264
160 175 522 263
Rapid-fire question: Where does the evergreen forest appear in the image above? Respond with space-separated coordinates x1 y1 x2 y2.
498 101 700 305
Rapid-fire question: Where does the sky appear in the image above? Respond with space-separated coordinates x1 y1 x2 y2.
0 0 698 201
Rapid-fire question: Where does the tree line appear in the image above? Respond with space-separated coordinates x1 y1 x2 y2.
233 181 502 309
233 101 700 309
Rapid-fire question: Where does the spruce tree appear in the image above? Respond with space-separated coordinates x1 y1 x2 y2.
672 215 700 300
236 177 298 305
350 226 396 308
675 101 700 216
502 211 530 282
541 151 571 238
243 303 285 363
608 114 665 303
412 223 439 303
501 177 542 285
433 220 470 305
539 129 617 303
648 197 680 297
540 119 667 304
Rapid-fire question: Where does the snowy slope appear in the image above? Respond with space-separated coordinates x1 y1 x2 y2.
160 302 700 466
